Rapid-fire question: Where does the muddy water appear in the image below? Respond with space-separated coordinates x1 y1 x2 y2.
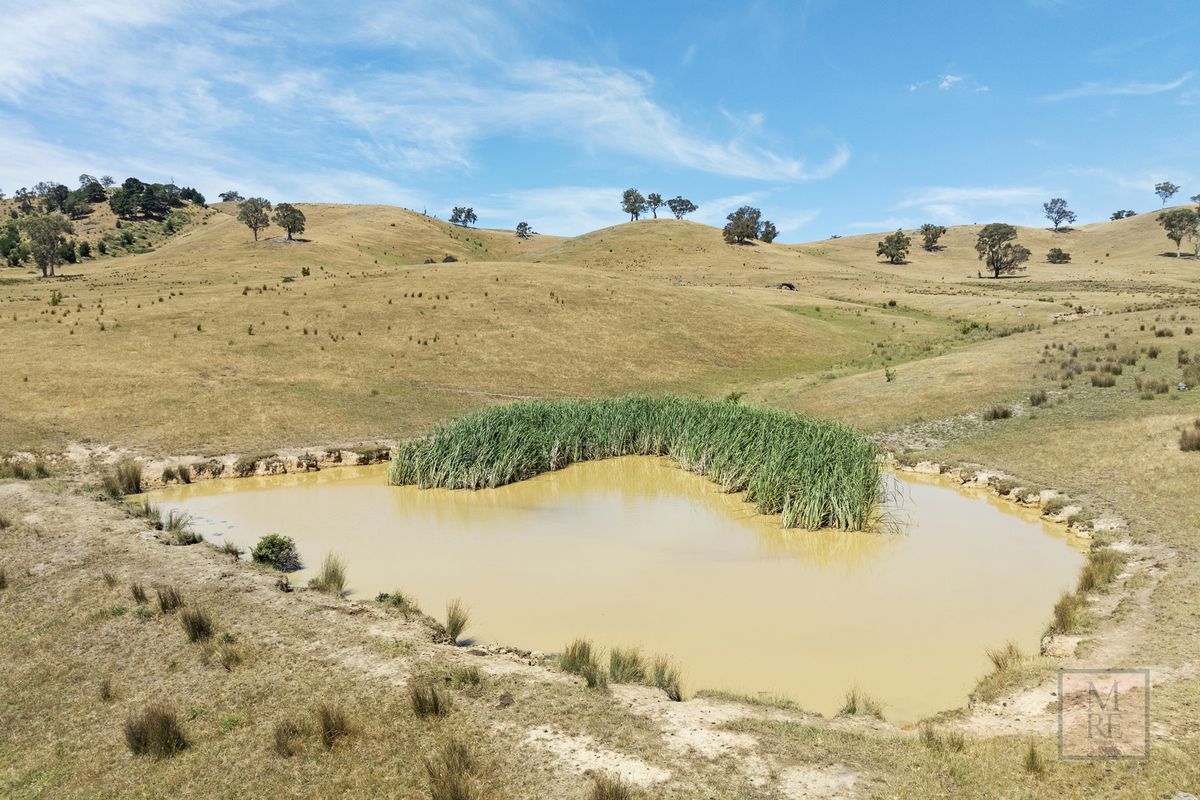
143 457 1085 721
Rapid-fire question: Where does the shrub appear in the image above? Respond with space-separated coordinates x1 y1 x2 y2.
180 607 214 642
133 500 162 528
316 702 350 749
609 647 646 683
1047 248 1071 264
219 539 241 560
1091 374 1117 388
1155 328 1174 338
130 581 148 604
591 773 633 800
1180 421 1200 452
837 687 884 719
102 571 118 588
124 704 188 758
309 553 347 595
155 584 185 613
560 639 594 674
982 405 1012 421
251 534 301 571
424 738 481 800
377 590 421 617
0 514 10 530
233 453 274 477
651 656 683 702
442 255 458 263
445 598 469 644
410 683 451 718
1042 497 1068 516
1029 389 1048 407
391 395 882 531
274 719 304 757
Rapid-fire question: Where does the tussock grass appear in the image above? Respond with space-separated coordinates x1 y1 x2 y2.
445 598 469 644
591 773 634 800
560 639 595 675
103 459 143 498
985 641 1022 672
390 395 882 531
219 539 241 560
0 457 50 480
1029 389 1048 407
180 607 214 642
450 665 482 688
124 704 188 758
837 687 884 719
102 571 118 588
1180 420 1200 452
982 405 1012 421
918 722 965 753
609 647 646 683
377 589 421 617
316 702 350 749
0 567 6 591
0 513 10 530
651 656 682 701
1077 548 1125 593
156 584 185 613
582 660 608 691
1024 741 1046 775
162 510 200 545
309 553 347 595
130 581 148 604
410 683 451 718
273 718 304 757
132 500 162 527
1050 591 1083 634
424 738 482 800
99 677 114 702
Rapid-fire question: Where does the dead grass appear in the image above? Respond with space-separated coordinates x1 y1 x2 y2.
590 773 634 800
155 584 185 613
180 607 214 642
273 718 305 757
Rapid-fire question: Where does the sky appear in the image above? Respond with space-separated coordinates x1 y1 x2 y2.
1 0 1197 241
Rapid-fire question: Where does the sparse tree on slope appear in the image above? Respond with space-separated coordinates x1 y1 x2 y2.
1157 208 1199 258
723 206 762 244
272 203 306 240
77 174 98 188
515 221 534 239
759 221 779 243
975 223 1030 278
1155 181 1180 207
100 175 115 189
667 196 697 220
621 188 648 221
449 206 477 227
919 224 947 251
18 214 75 277
1043 198 1077 231
218 190 244 203
237 198 272 241
1110 210 1136 220
646 193 664 219
876 230 911 264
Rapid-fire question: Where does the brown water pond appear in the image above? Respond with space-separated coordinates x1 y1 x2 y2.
143 456 1085 721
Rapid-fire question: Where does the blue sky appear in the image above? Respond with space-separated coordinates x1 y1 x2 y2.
1 0 1197 240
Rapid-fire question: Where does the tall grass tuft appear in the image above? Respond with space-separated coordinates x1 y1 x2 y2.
309 553 347 595
124 704 188 758
164 510 201 545
390 395 882 531
1050 592 1083 634
103 459 143 498
180 607 214 642
0 567 7 591
410 683 451 718
609 647 646 683
273 718 304 757
156 584 185 613
1077 548 1125 593
986 640 1023 672
1023 741 1045 775
130 581 148 604
560 639 594 675
591 773 634 800
316 702 350 749
837 687 884 719
445 598 469 644
1180 420 1200 452
425 738 482 800
651 656 683 702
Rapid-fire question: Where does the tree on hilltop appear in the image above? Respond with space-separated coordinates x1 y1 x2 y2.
272 203 306 240
667 196 697 220
449 206 477 227
919 223 947 251
18 214 75 277
646 193 664 219
621 189 648 221
876 230 911 264
1110 210 1136 220
218 190 244 203
100 176 115 189
975 223 1030 278
1155 181 1179 207
78 174 99 188
723 206 762 244
1043 198 1076 231
760 221 779 243
515 221 534 239
1157 208 1199 258
237 197 272 241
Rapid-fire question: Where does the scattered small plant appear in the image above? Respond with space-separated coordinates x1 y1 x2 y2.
651 656 683 702
124 704 188 758
103 459 143 498
982 405 1012 421
219 539 241 560
102 571 118 588
130 581 148 604
180 607 214 642
251 534 301 571
377 589 420 617
445 598 469 644
449 665 482 688
99 677 114 702
1180 420 1200 452
1024 741 1045 775
1090 374 1117 388
1077 548 1125 592
410 683 451 718
985 641 1022 672
1029 389 1048 407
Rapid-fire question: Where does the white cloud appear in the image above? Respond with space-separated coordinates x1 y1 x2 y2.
939 75 963 90
910 73 989 93
1039 72 1194 102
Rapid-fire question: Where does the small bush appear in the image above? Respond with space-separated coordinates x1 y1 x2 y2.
377 589 421 617
0 514 10 530
1042 497 1068 516
1046 248 1070 264
232 454 271 477
316 702 350 749
560 639 594 675
220 539 241 560
442 255 458 263
180 607 214 642
1028 389 1048 407
130 581 148 604
609 647 646 683
591 773 634 800
1090 374 1117 388
445 598 469 644
1049 592 1082 634
1155 328 1174 338
156 584 185 613
251 534 301 571
274 719 304 757
410 683 451 718
837 687 884 719
102 571 118 588
309 553 347 595
919 722 966 753
982 405 1012 421
424 738 480 800
651 656 683 702
124 704 188 758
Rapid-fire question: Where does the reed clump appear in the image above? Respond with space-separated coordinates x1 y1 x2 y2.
445 598 469 644
124 704 188 758
309 553 347 595
837 687 884 719
389 395 881 531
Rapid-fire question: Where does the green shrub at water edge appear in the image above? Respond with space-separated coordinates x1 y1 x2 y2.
251 534 301 571
389 395 882 531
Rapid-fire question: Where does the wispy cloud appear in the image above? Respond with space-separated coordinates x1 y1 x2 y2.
895 185 1049 225
1039 72 1194 102
909 74 990 93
